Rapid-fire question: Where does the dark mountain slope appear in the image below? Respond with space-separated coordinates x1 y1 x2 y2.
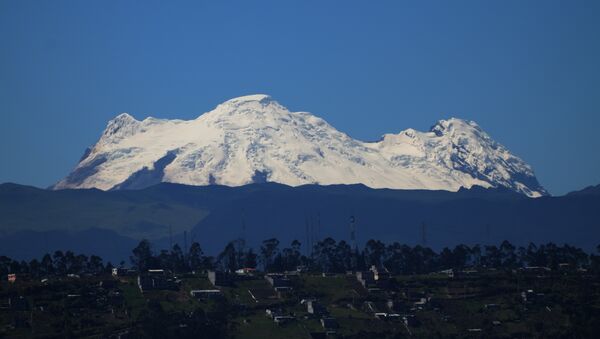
0 182 598 262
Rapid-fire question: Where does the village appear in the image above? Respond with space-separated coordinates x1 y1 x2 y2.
2 256 599 338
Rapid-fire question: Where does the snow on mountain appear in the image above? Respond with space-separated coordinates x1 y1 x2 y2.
53 94 547 197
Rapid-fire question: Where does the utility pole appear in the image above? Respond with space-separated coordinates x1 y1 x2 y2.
421 222 427 247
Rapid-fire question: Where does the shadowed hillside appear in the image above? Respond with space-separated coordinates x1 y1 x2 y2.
0 182 598 262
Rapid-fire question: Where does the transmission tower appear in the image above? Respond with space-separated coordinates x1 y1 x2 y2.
350 215 357 271
350 215 357 250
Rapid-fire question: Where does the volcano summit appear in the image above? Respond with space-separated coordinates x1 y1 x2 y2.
54 95 546 197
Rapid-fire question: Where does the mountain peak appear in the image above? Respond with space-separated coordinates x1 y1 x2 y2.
100 112 141 142
111 112 137 124
226 94 271 102
430 117 481 136
197 94 301 131
220 94 274 107
55 97 547 197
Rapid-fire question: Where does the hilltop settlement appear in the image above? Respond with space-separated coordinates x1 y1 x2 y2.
2 238 600 338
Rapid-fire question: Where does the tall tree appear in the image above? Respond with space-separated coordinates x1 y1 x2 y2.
131 239 153 272
259 238 280 272
88 255 104 274
499 240 517 268
452 244 471 269
170 244 185 272
217 242 238 272
243 248 258 269
41 253 54 275
364 239 386 267
313 238 343 272
188 242 205 270
336 240 353 272
53 250 66 274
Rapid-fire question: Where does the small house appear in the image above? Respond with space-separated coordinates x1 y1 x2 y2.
439 269 454 278
306 300 327 316
356 271 375 288
265 274 292 291
137 272 178 292
235 267 256 275
208 270 232 287
320 317 338 330
403 315 419 327
370 265 391 281
112 267 136 277
266 308 294 324
190 289 222 300
274 315 295 325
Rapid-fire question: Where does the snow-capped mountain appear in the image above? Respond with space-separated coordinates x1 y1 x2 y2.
54 94 547 197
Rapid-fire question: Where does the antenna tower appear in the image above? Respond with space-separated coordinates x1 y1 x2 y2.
305 214 310 257
350 215 357 251
241 210 247 247
350 215 357 271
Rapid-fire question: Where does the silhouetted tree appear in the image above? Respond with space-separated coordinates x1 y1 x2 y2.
452 244 471 269
88 255 104 273
336 240 353 271
278 240 303 271
259 238 280 272
364 239 386 267
216 242 238 272
53 250 66 274
243 248 258 269
383 243 406 274
188 242 205 270
41 253 54 275
499 240 517 268
170 244 185 271
483 245 501 268
313 238 340 272
131 239 153 272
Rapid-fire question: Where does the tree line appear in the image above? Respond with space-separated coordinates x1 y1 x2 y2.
208 238 599 274
2 238 600 277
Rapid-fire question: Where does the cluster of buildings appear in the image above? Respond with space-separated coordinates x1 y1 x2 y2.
137 269 179 292
355 265 392 291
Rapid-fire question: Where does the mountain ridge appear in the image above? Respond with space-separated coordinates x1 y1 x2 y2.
53 95 547 197
1 181 597 262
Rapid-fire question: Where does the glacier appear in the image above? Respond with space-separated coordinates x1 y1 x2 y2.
54 94 547 197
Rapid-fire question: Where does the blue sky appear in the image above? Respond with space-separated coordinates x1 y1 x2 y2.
1 0 599 195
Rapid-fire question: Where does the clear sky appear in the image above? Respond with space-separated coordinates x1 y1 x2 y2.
1 0 599 195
